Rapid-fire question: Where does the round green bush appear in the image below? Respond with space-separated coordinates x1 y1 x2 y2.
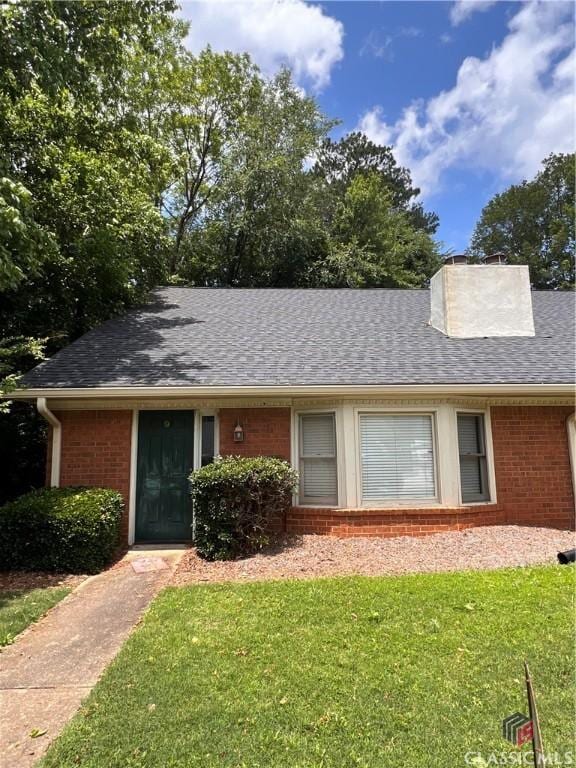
0 487 123 574
190 456 298 561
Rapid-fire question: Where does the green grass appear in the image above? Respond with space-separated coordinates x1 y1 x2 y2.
0 586 70 647
42 567 575 768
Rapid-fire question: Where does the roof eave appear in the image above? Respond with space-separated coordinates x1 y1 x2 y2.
7 383 576 400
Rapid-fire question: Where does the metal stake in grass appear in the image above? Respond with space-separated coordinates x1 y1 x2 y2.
524 661 545 768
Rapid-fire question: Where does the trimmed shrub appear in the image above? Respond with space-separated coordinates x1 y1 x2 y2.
190 456 298 561
0 487 123 573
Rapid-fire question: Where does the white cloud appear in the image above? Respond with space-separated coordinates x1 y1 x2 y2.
179 0 344 91
357 1 575 196
357 105 393 145
360 30 395 61
360 26 423 61
450 0 497 26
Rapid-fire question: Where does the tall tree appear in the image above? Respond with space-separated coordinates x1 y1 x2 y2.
0 0 179 498
312 132 439 235
308 133 442 287
0 0 177 346
469 153 575 289
177 67 333 286
310 172 441 288
161 49 263 274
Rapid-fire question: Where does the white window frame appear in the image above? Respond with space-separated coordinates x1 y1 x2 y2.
355 409 440 507
291 401 497 511
292 408 344 507
455 407 496 506
128 408 139 545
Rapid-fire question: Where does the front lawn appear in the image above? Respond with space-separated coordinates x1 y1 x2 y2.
0 586 71 647
42 567 574 767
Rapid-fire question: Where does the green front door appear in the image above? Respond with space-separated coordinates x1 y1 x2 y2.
136 410 194 542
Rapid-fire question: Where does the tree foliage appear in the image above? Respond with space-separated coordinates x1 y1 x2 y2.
161 49 264 273
310 172 442 288
171 79 440 288
312 132 439 235
0 0 178 497
1 2 442 326
469 153 575 289
178 67 334 287
0 1 176 347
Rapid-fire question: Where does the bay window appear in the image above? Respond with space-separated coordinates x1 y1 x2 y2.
295 405 493 508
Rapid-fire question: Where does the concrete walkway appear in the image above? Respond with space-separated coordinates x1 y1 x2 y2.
0 549 184 768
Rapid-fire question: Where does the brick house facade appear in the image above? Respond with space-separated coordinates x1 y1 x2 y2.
19 275 575 546
46 402 575 542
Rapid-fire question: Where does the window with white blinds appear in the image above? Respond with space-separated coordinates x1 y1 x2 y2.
457 413 489 502
299 413 338 505
359 414 436 501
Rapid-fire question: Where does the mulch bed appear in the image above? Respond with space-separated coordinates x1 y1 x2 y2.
0 572 86 592
172 525 576 585
0 545 130 589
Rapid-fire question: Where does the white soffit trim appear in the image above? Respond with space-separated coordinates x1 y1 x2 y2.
9 383 576 400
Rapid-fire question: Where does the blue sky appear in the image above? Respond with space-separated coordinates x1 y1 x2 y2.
180 0 575 253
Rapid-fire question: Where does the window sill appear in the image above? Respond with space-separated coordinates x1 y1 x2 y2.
291 504 498 517
460 499 496 507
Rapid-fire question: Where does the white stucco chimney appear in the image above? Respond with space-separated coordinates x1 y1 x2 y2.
430 264 535 338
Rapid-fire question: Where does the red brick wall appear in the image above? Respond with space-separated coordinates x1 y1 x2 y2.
218 407 292 533
219 408 291 461
286 505 503 537
48 404 575 543
54 410 133 540
490 405 574 530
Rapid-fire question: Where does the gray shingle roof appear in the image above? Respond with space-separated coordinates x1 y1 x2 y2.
22 287 575 388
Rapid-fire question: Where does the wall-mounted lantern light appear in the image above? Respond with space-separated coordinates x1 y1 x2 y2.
233 422 244 442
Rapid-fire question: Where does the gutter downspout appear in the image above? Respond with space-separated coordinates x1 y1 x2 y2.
37 397 61 487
